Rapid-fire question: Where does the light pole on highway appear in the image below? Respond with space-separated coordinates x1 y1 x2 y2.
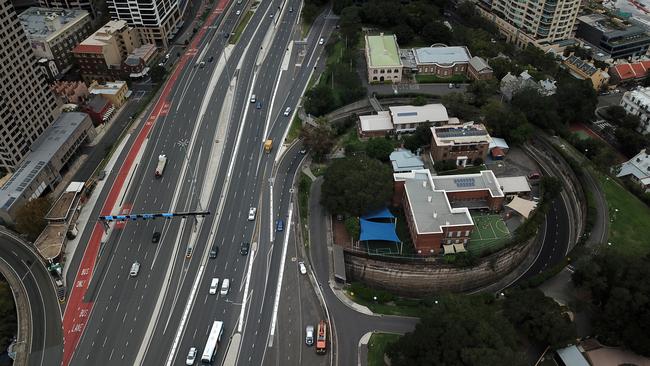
175 139 204 230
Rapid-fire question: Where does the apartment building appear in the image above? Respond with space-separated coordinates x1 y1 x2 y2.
0 0 60 172
39 0 102 19
107 0 181 48
430 123 491 167
364 34 403 83
620 87 650 134
72 19 141 82
478 0 581 50
576 14 650 60
19 7 92 74
563 55 610 90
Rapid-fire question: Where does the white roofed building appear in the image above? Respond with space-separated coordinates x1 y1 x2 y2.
617 149 650 191
620 87 650 134
389 104 449 133
411 46 472 78
358 111 393 138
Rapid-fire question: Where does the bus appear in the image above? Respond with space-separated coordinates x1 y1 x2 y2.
201 321 224 363
316 320 327 355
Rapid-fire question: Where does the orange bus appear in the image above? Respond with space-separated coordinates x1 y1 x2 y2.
316 320 327 354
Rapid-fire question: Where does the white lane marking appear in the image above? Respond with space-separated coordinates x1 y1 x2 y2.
268 203 293 344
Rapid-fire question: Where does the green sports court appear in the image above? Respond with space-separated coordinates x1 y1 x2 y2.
468 213 512 256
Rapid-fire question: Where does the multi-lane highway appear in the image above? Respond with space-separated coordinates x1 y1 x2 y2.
0 230 61 366
65 0 335 365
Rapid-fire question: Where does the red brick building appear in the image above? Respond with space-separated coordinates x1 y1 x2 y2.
393 169 504 255
431 123 491 167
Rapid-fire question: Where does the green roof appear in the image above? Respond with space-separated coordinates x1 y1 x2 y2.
366 34 401 67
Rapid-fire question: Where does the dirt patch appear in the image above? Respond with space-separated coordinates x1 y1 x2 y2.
332 216 352 248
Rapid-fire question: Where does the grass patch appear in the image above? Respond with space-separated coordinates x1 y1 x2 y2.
597 172 650 256
415 74 468 84
229 10 253 44
468 213 511 256
310 163 327 177
286 115 302 143
367 333 400 366
345 290 427 317
298 173 312 244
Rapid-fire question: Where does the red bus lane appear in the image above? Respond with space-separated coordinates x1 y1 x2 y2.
62 0 230 364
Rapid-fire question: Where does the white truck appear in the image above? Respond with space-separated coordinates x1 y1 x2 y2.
155 154 167 177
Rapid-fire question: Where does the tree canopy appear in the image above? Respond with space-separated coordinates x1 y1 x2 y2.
0 278 17 351
573 253 650 356
300 118 335 162
15 197 51 241
365 138 394 161
320 156 393 216
386 295 526 366
503 289 576 349
403 123 433 153
481 100 532 145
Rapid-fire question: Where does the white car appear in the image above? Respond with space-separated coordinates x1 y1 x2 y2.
186 347 197 365
130 262 140 277
248 207 257 221
283 107 291 116
318 37 324 45
209 278 219 295
298 261 307 275
236 10 241 15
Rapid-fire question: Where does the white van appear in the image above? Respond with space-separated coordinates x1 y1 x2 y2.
220 278 230 296
250 94 256 103
209 278 219 295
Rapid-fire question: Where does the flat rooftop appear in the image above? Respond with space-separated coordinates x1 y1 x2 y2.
390 149 424 172
19 7 89 41
389 104 449 125
359 111 393 132
402 170 473 234
431 171 504 198
414 46 471 65
432 123 491 146
90 81 127 95
366 34 402 67
46 191 76 221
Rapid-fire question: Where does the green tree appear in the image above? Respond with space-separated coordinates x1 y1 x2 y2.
555 75 597 124
504 289 576 349
15 197 51 241
0 278 17 350
403 123 433 152
321 156 393 216
467 79 498 106
421 21 452 45
332 0 352 14
150 65 166 83
386 295 526 366
344 216 360 240
411 95 427 106
339 7 361 49
540 176 563 201
614 127 647 158
573 254 650 356
442 92 479 120
301 3 320 25
489 57 522 80
366 138 394 161
481 100 531 145
392 24 415 45
304 83 336 116
300 118 334 162
511 87 562 132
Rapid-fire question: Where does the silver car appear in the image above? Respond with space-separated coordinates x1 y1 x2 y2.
305 325 314 346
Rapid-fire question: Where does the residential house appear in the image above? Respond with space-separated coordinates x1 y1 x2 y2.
609 60 650 84
563 55 610 90
620 87 650 133
617 149 650 191
468 56 493 80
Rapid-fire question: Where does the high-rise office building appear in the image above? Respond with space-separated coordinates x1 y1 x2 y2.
0 0 59 172
478 0 581 50
107 0 181 48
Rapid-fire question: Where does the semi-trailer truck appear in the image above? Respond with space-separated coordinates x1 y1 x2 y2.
155 154 167 177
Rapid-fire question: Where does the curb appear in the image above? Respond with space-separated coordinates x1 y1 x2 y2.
0 258 31 366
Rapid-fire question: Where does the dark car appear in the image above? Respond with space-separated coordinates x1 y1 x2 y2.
454 83 461 88
240 242 250 255
256 101 262 109
152 231 161 243
209 246 219 259
276 219 284 232
207 56 214 62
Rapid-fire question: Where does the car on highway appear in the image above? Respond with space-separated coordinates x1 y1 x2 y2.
186 247 193 258
248 207 257 220
220 278 230 295
305 325 314 346
256 101 262 109
289 6 293 12
250 94 256 103
240 242 250 255
98 170 107 180
300 148 307 154
319 37 324 45
209 278 219 295
130 262 140 277
270 13 274 18
186 347 197 365
199 61 205 68
152 231 161 243
236 10 241 15
207 56 214 62
276 219 284 232
298 261 307 275
209 245 219 259
283 107 291 116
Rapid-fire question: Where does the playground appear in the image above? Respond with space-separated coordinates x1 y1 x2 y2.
468 213 512 256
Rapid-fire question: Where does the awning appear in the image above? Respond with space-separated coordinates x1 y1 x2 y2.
359 219 400 243
443 244 455 255
506 196 538 219
453 243 466 253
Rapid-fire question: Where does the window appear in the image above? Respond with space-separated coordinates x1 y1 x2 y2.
457 231 461 237
465 230 470 236
447 231 453 237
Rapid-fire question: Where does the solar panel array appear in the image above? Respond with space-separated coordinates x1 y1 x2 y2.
437 129 488 138
396 111 418 117
454 177 475 187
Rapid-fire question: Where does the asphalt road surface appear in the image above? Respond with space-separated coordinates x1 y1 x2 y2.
66 0 336 365
0 231 62 366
